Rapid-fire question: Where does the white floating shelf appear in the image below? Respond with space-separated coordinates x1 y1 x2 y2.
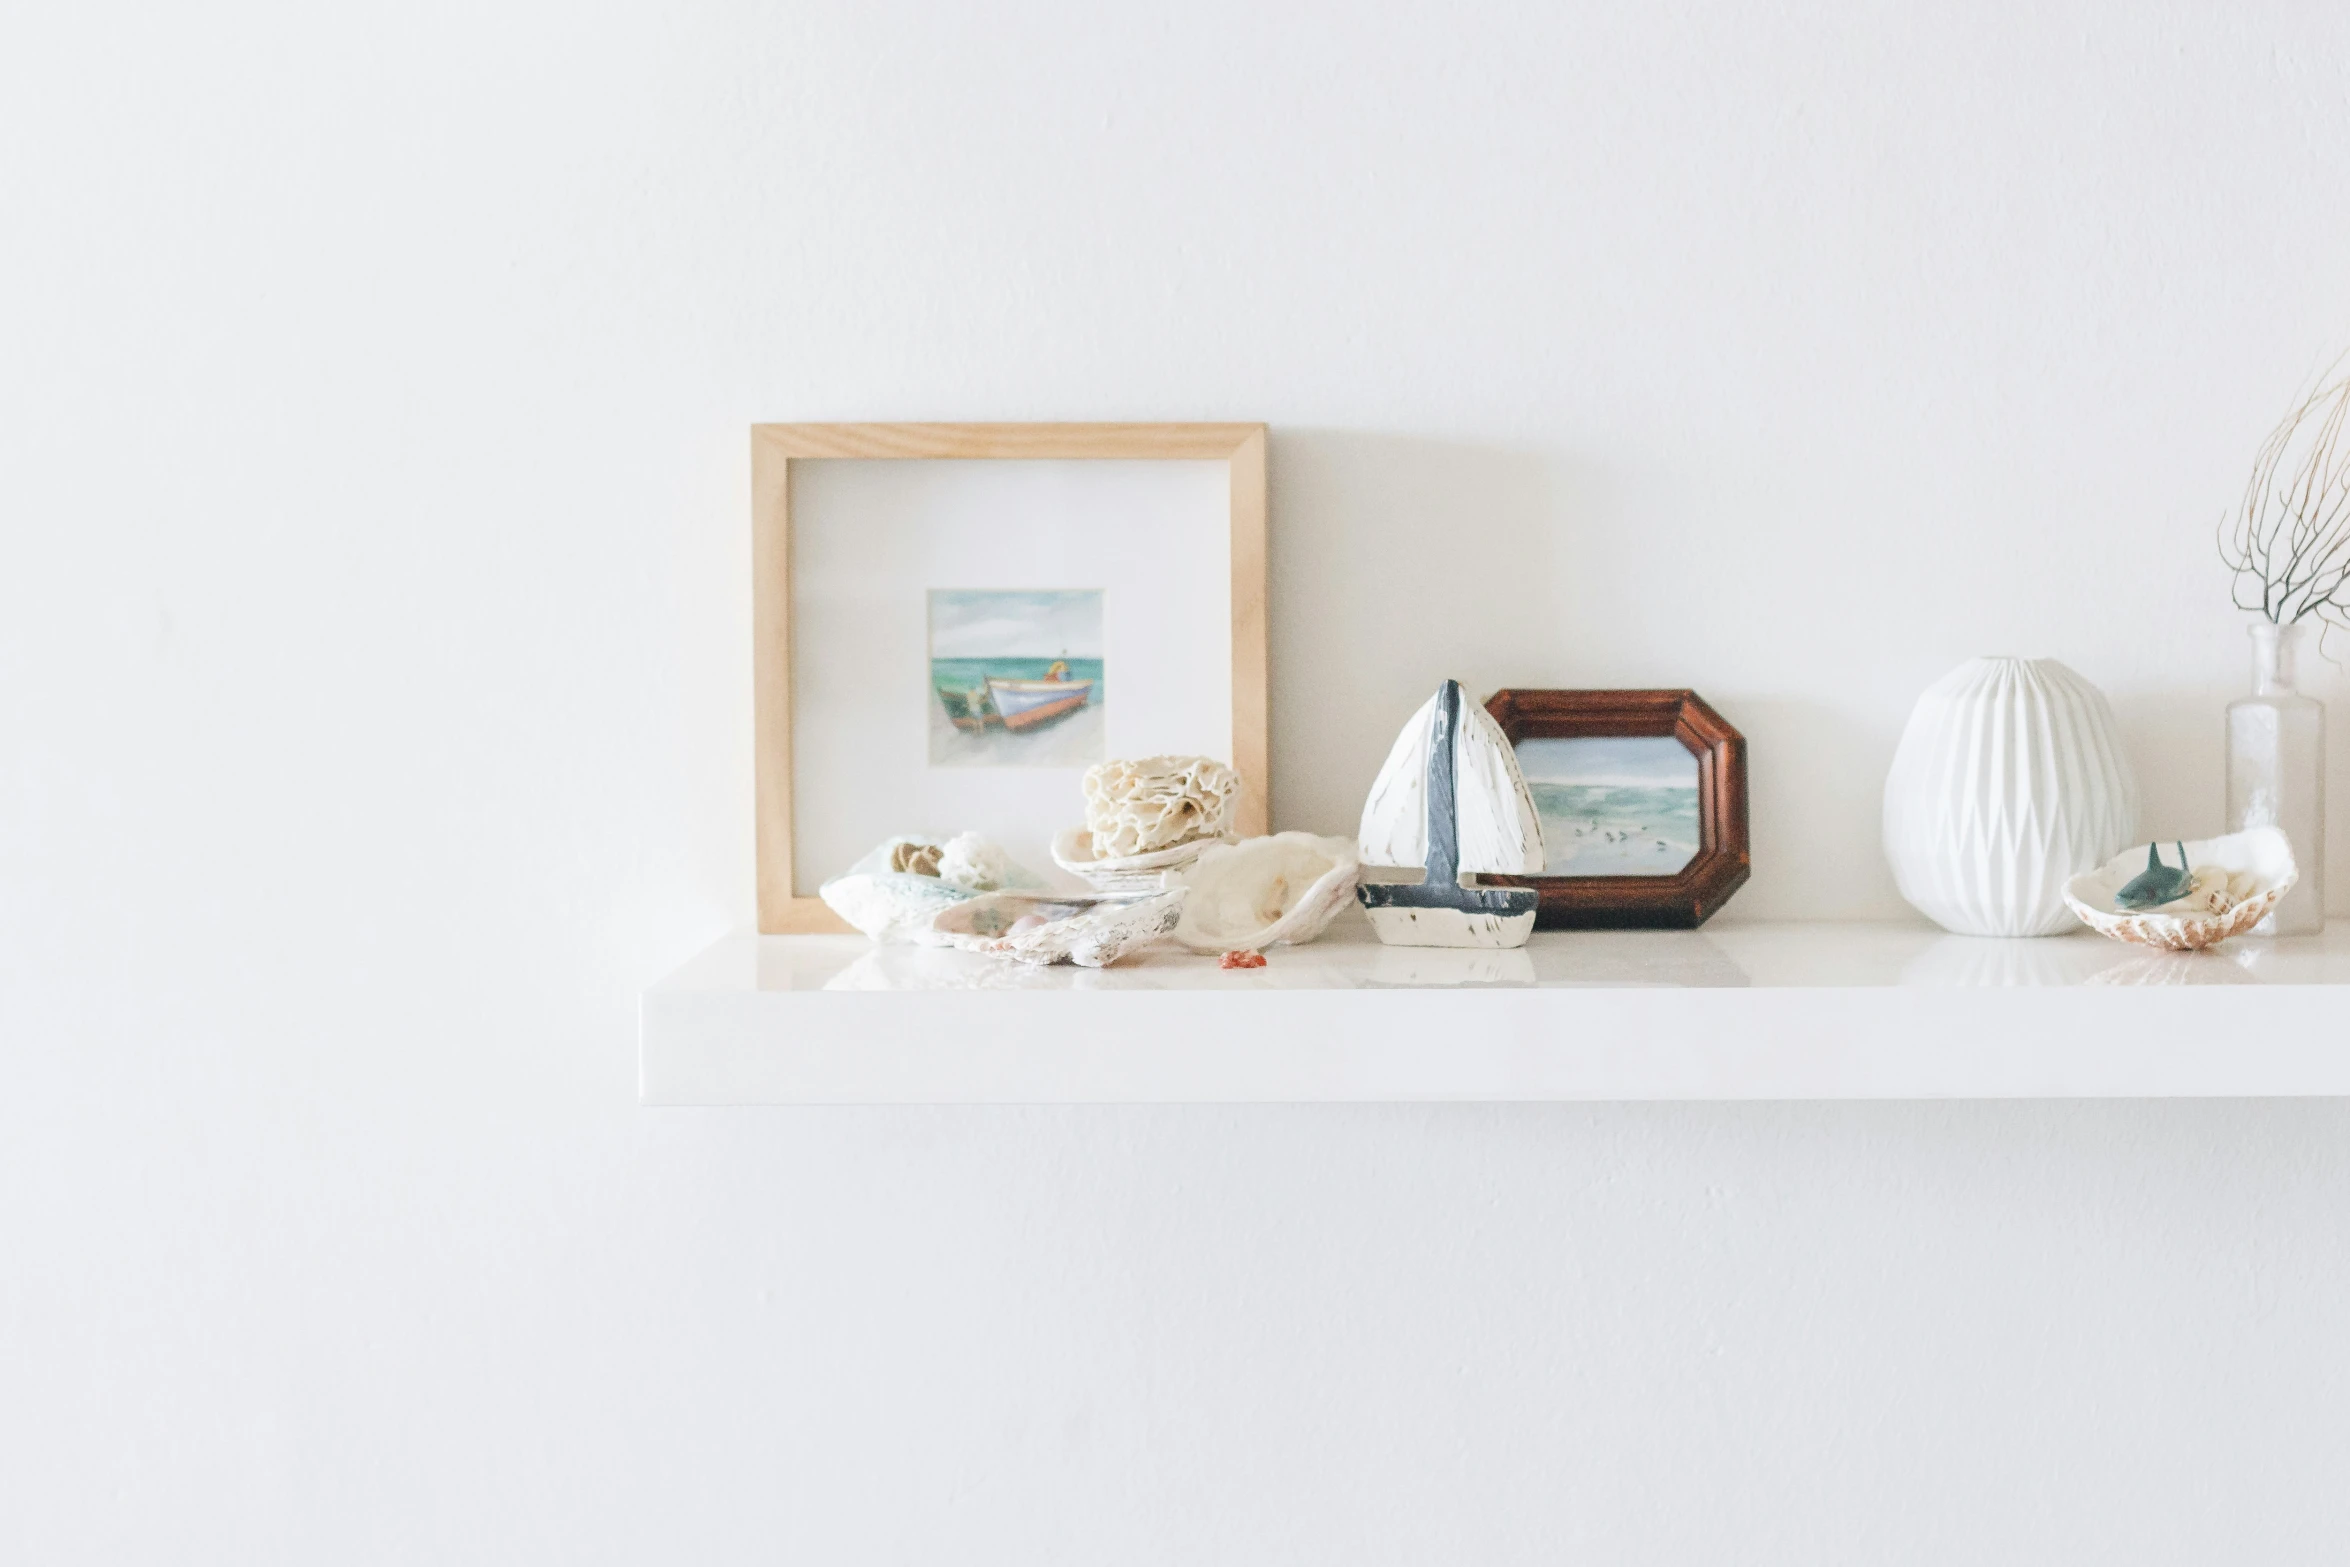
640 915 2350 1105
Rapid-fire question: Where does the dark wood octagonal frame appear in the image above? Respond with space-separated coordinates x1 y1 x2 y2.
1483 689 1750 929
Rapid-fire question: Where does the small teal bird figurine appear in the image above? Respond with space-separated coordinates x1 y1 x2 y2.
2114 842 2196 911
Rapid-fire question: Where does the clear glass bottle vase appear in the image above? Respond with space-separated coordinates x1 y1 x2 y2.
2226 620 2326 934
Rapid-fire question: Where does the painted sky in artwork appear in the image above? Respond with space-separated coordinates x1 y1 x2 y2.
928 589 1103 659
1513 735 1696 789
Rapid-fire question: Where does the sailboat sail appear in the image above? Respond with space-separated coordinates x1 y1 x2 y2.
1357 686 1545 876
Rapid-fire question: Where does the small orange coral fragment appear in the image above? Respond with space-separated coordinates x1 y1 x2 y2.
1219 949 1267 969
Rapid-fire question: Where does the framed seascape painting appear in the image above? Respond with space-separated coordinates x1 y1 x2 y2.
1516 734 1703 877
753 423 1268 933
1483 689 1749 928
926 588 1106 768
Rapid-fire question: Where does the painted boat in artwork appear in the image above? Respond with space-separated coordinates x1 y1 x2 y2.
985 668 1094 731
936 685 998 733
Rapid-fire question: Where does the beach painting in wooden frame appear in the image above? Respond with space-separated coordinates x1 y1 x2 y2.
1513 735 1701 876
927 588 1106 766
753 422 1267 934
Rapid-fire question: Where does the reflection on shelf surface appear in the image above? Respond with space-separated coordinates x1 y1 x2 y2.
712 911 2350 994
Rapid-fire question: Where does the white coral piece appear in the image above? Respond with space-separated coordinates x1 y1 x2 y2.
1082 755 1242 859
935 832 1010 892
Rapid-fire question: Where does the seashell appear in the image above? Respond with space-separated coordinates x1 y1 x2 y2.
889 840 944 878
1082 755 1242 859
929 888 1187 967
1165 832 1360 953
819 833 1040 943
1050 824 1228 891
2061 827 2298 951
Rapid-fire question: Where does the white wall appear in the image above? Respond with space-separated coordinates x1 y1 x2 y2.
7 2 2350 1560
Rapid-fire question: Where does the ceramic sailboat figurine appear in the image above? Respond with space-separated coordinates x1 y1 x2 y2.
1356 679 1546 947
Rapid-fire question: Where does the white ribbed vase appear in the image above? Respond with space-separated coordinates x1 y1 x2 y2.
1883 657 2141 936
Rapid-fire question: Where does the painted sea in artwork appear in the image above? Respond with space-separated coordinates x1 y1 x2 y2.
927 589 1106 767
1514 735 1699 876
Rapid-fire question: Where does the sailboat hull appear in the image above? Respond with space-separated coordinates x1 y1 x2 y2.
1356 880 1539 948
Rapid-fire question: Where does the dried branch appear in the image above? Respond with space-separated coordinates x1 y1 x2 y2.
2219 353 2350 656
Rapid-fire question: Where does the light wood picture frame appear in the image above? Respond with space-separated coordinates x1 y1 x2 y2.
754 422 1269 934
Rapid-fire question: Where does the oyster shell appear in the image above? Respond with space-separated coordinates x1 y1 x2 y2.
2061 827 2298 950
1164 832 1360 952
929 888 1186 967
1081 756 1242 859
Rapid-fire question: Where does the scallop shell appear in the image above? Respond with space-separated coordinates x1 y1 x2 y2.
1165 833 1360 953
1050 825 1230 891
2061 827 2298 950
1082 756 1242 859
928 888 1186 967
